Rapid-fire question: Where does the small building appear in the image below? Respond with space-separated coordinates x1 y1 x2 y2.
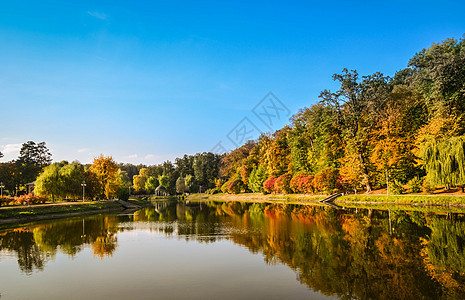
26 182 35 194
155 186 168 197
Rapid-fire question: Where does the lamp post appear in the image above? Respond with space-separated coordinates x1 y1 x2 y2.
81 181 87 202
0 182 4 197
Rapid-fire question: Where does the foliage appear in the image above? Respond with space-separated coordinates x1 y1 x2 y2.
227 180 242 194
274 173 291 194
184 174 194 192
407 177 422 193
16 141 52 185
176 176 186 194
263 177 277 194
421 136 465 189
290 174 314 194
158 175 169 189
390 179 404 195
89 155 119 200
248 165 267 193
313 168 339 193
145 176 159 193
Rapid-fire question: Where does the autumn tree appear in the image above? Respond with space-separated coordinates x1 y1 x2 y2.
89 155 119 200
320 69 391 192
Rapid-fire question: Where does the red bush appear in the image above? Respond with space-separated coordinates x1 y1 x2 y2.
263 177 277 194
290 174 314 194
274 173 292 194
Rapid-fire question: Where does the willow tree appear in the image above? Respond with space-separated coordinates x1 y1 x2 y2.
422 136 465 190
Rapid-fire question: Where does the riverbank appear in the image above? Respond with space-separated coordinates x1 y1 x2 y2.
187 192 465 207
0 199 150 225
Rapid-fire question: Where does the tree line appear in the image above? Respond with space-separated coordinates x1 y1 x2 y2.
216 36 465 195
1 36 464 200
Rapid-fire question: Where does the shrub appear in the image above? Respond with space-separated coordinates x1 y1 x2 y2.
290 174 305 193
390 179 404 195
422 179 435 194
274 173 292 194
263 177 277 194
221 182 230 194
407 177 422 193
227 180 242 194
314 168 339 193
12 194 47 205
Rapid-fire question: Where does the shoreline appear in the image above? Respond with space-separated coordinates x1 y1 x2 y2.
0 199 150 226
186 193 465 209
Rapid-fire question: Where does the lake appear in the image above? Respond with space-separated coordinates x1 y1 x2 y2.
1 200 464 299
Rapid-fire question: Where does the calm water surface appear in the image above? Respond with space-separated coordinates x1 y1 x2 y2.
1 200 465 299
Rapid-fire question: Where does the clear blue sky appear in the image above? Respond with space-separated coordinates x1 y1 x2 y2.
1 0 464 164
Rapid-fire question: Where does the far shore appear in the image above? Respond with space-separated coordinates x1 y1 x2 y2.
186 192 465 210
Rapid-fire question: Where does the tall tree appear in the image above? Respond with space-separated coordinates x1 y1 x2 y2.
16 141 52 184
320 69 391 192
176 176 186 194
89 155 119 199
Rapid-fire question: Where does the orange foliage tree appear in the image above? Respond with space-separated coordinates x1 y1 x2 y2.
89 154 119 200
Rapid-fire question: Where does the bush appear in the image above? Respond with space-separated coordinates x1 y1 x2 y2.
314 168 338 193
390 179 404 195
263 177 277 194
290 174 315 194
227 180 242 194
116 187 130 201
422 179 435 194
206 187 221 194
407 177 422 193
11 194 47 205
274 173 292 194
221 182 230 193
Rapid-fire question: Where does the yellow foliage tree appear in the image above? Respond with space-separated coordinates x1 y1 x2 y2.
89 154 119 200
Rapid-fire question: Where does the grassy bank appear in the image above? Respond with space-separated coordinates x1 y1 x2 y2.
336 195 465 206
0 201 124 223
187 192 465 207
187 193 325 203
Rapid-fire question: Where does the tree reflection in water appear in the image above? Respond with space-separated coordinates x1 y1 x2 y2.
1 201 465 298
0 215 119 273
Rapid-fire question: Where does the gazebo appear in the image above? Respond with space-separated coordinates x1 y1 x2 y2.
155 186 168 196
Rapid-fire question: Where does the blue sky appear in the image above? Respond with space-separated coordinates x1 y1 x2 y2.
1 0 464 164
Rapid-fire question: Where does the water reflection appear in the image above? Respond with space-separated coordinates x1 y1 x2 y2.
1 201 465 298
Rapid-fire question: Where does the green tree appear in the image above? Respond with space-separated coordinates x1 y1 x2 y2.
16 141 52 184
34 162 64 202
422 136 465 190
158 174 169 189
145 176 159 193
320 69 391 192
248 165 267 193
184 174 194 192
176 176 186 194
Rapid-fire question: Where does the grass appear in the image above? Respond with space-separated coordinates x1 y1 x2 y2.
0 201 123 220
187 192 465 207
336 195 465 205
187 192 326 203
